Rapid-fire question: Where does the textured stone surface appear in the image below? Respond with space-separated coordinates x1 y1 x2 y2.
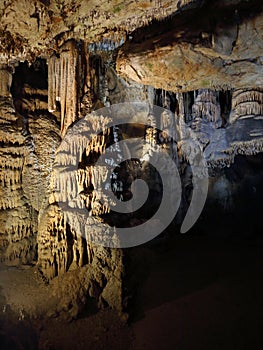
117 0 263 91
0 0 198 64
0 62 61 265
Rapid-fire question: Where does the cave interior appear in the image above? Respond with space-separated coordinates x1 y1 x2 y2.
0 0 263 349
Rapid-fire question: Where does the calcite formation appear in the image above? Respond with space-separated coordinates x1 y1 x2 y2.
230 89 263 124
48 40 82 137
0 62 60 265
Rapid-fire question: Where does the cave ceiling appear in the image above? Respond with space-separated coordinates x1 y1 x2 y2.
0 0 262 92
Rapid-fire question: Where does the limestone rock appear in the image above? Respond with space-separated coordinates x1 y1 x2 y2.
117 0 263 92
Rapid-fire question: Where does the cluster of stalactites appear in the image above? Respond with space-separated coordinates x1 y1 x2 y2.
48 40 81 138
230 89 263 123
39 115 124 278
38 208 93 279
51 134 111 216
50 115 115 220
191 89 222 127
88 36 125 53
145 112 158 148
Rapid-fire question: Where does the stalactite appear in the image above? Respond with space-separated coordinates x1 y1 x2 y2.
48 40 80 138
230 89 263 123
39 114 124 279
47 54 57 113
192 89 222 127
88 36 125 53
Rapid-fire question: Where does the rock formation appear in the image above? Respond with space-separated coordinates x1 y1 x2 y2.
117 0 263 91
48 40 82 137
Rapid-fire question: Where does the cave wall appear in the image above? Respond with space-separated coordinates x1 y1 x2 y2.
0 61 60 265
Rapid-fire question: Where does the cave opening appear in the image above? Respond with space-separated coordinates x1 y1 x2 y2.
11 59 48 114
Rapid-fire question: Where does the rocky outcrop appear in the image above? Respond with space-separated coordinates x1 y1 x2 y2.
37 57 151 313
201 88 263 166
117 0 263 92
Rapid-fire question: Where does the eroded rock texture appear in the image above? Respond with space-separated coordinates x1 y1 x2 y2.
37 115 124 313
0 0 196 65
0 61 60 265
117 0 263 91
0 65 34 264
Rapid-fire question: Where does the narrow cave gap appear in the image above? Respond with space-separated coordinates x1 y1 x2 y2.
154 89 162 107
75 249 80 266
169 92 179 114
66 223 74 270
219 89 232 125
90 54 104 103
10 59 48 116
81 237 89 266
53 254 58 276
154 89 178 114
183 91 195 122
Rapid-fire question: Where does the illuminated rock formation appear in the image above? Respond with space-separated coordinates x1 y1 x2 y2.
117 0 263 92
227 89 263 155
0 65 36 264
230 89 263 124
0 61 60 265
48 40 81 137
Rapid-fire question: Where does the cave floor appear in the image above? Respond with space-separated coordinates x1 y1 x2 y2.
130 234 263 350
0 234 263 350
